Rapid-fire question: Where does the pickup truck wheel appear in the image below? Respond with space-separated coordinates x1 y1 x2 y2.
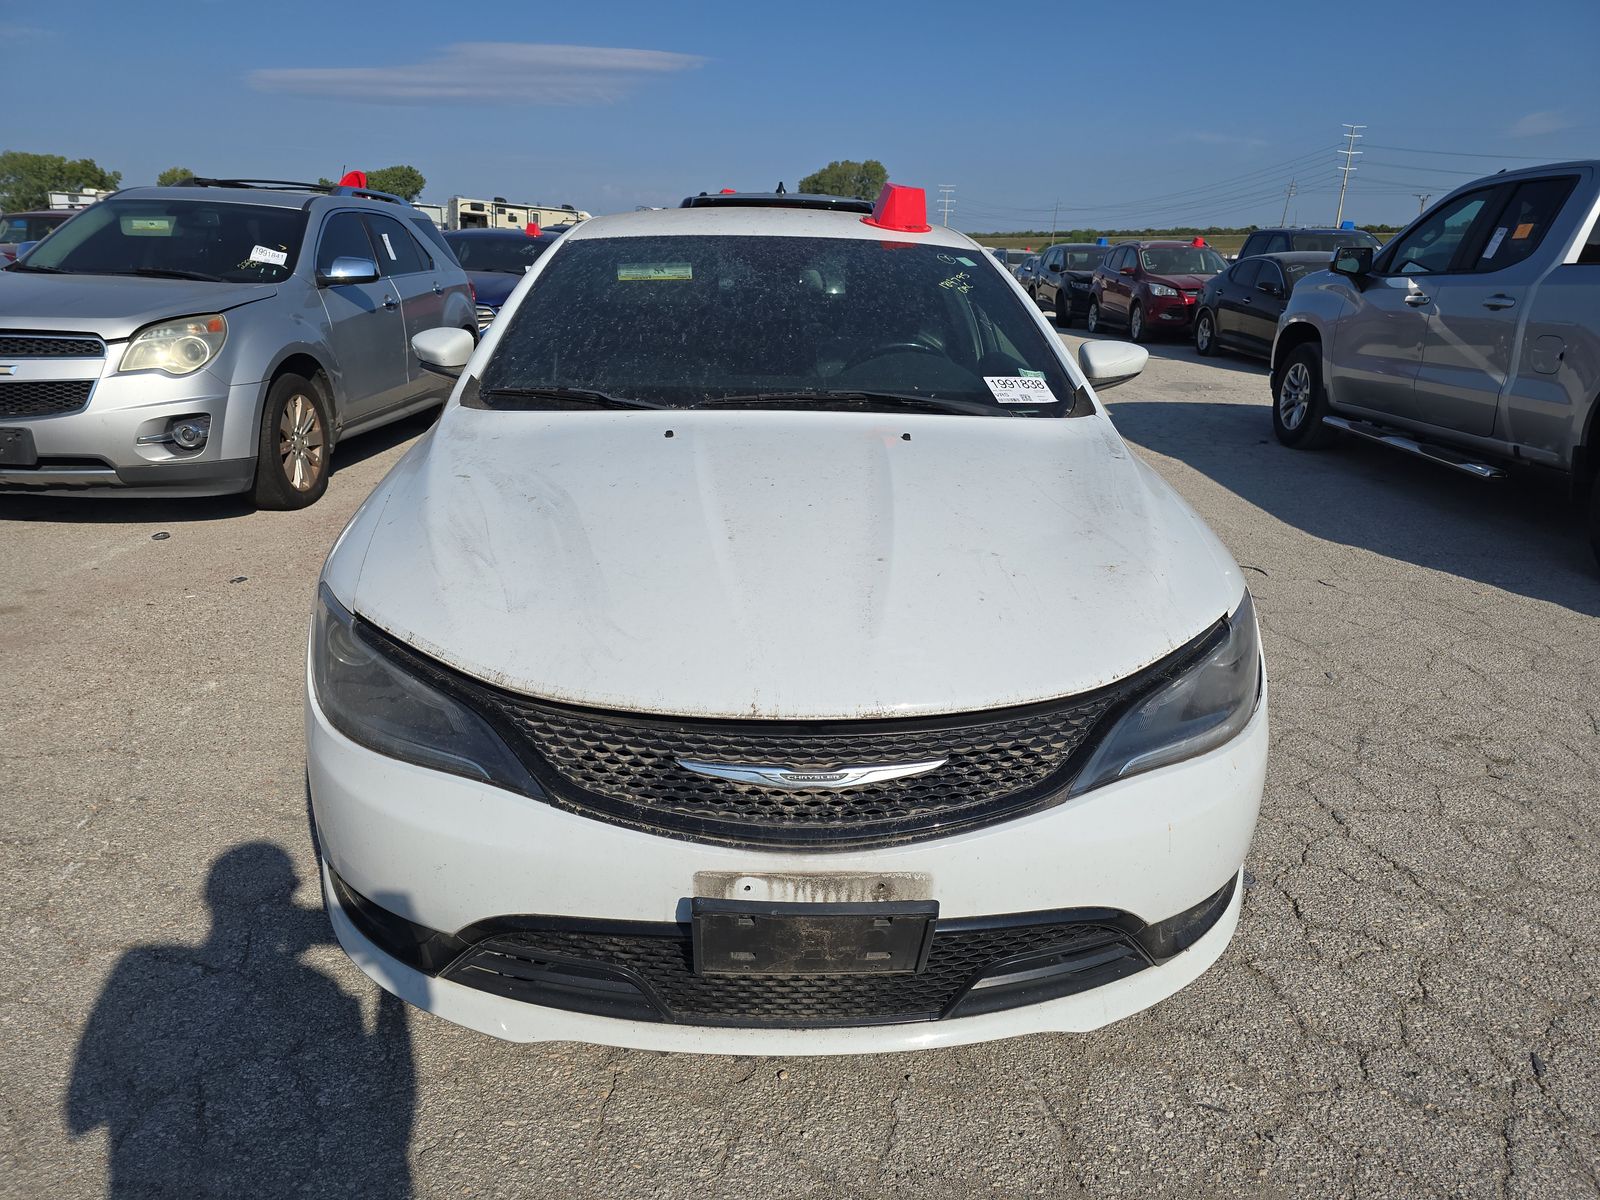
1086 300 1102 334
253 373 331 509
1195 310 1218 356
1272 345 1335 449
1128 304 1146 343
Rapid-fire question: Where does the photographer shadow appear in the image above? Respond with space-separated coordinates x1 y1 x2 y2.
66 842 415 1198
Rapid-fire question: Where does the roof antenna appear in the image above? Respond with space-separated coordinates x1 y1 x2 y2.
776 181 786 194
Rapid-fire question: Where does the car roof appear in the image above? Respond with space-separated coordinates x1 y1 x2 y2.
1118 240 1206 249
109 185 427 213
1262 250 1339 263
1047 242 1105 250
563 203 982 249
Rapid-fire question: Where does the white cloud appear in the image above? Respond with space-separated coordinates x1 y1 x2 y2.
249 42 706 106
1507 110 1573 138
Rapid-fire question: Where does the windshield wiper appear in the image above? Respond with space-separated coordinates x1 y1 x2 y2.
691 390 1011 417
478 385 666 410
115 267 226 283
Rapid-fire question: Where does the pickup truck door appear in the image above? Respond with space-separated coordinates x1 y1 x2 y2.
1329 189 1496 422
1412 175 1579 437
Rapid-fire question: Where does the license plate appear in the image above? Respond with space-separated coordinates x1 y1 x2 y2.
0 428 36 467
691 898 937 976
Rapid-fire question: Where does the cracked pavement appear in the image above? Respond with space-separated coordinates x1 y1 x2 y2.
3 332 1598 1198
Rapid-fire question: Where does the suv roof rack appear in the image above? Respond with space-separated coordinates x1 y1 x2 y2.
178 177 409 206
679 191 874 214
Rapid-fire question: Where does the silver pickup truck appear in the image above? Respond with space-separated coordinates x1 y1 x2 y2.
1270 160 1600 565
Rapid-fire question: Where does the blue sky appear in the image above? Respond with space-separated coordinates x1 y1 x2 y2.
4 0 1597 230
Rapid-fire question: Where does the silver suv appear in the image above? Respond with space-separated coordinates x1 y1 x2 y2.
1271 161 1600 565
0 179 475 507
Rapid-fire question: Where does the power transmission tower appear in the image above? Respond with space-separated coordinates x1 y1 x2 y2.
1334 123 1365 226
1413 192 1432 215
1280 178 1297 226
936 184 955 227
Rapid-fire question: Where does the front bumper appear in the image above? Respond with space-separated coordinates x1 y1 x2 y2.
1145 295 1198 329
0 362 260 497
306 679 1266 1051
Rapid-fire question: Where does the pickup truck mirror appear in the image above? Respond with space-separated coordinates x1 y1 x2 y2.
412 327 475 377
1331 246 1373 278
317 256 379 286
1078 340 1148 390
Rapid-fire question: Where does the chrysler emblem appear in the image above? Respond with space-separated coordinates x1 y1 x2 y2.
674 758 947 789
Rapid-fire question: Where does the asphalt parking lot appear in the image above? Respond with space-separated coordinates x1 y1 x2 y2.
3 329 1598 1200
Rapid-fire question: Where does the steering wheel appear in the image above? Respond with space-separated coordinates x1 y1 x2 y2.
842 338 944 371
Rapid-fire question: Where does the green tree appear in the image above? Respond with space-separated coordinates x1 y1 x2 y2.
156 166 193 187
365 165 426 202
797 159 888 202
0 151 121 211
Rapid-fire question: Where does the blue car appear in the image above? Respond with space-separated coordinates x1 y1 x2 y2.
443 227 568 330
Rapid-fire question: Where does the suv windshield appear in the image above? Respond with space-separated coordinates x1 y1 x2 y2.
18 198 307 283
0 213 67 242
446 234 557 273
1060 248 1105 270
1139 247 1227 275
1291 231 1380 252
481 234 1080 415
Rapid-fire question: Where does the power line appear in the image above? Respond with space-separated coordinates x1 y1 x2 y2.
1335 123 1365 226
1364 143 1557 160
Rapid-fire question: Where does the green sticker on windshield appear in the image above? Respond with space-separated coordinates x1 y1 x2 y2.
1020 369 1045 379
618 262 693 282
124 217 174 237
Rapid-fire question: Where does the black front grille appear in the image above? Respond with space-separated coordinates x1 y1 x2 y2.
369 618 1218 849
444 918 1148 1027
0 332 104 357
0 379 94 417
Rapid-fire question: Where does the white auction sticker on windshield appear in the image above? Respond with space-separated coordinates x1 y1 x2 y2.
248 245 287 267
984 376 1057 405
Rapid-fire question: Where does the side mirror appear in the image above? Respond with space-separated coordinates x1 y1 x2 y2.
412 327 475 377
1078 340 1148 391
317 256 379 286
1331 246 1373 278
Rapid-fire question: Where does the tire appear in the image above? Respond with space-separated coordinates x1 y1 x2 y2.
1128 303 1146 343
1195 309 1218 356
1055 291 1074 328
1271 344 1336 449
1086 300 1101 335
1587 473 1600 569
253 373 332 509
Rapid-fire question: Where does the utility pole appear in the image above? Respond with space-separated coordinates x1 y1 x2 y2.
936 184 955 227
1334 123 1365 227
1280 178 1297 226
1413 192 1432 215
1051 199 1059 244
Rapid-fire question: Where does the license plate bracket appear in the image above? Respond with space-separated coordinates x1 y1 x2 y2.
0 428 37 467
691 898 937 976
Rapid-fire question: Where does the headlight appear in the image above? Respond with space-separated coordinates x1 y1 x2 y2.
311 585 531 790
1070 593 1261 795
120 313 227 375
1147 283 1178 297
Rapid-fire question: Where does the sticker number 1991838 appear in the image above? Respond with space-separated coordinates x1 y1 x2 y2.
984 376 1058 405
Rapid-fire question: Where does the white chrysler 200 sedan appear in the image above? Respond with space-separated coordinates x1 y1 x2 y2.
306 185 1267 1055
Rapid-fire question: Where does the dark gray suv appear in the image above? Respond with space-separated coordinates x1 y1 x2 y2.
0 179 475 507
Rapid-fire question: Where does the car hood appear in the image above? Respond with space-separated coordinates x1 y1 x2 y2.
341 407 1244 719
467 271 521 307
1147 274 1213 291
0 274 279 339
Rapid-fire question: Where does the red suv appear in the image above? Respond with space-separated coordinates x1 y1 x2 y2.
1087 239 1228 342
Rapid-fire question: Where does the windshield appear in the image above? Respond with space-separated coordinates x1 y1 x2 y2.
0 213 66 243
1060 248 1105 270
19 198 306 282
1139 247 1227 275
1291 231 1380 252
480 234 1081 416
445 234 556 273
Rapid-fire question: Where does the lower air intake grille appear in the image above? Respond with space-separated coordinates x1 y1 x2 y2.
444 919 1149 1027
0 379 94 417
0 333 104 358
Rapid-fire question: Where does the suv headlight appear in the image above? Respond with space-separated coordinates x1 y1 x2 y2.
1070 593 1261 795
1146 283 1178 297
311 585 531 790
120 313 227 375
